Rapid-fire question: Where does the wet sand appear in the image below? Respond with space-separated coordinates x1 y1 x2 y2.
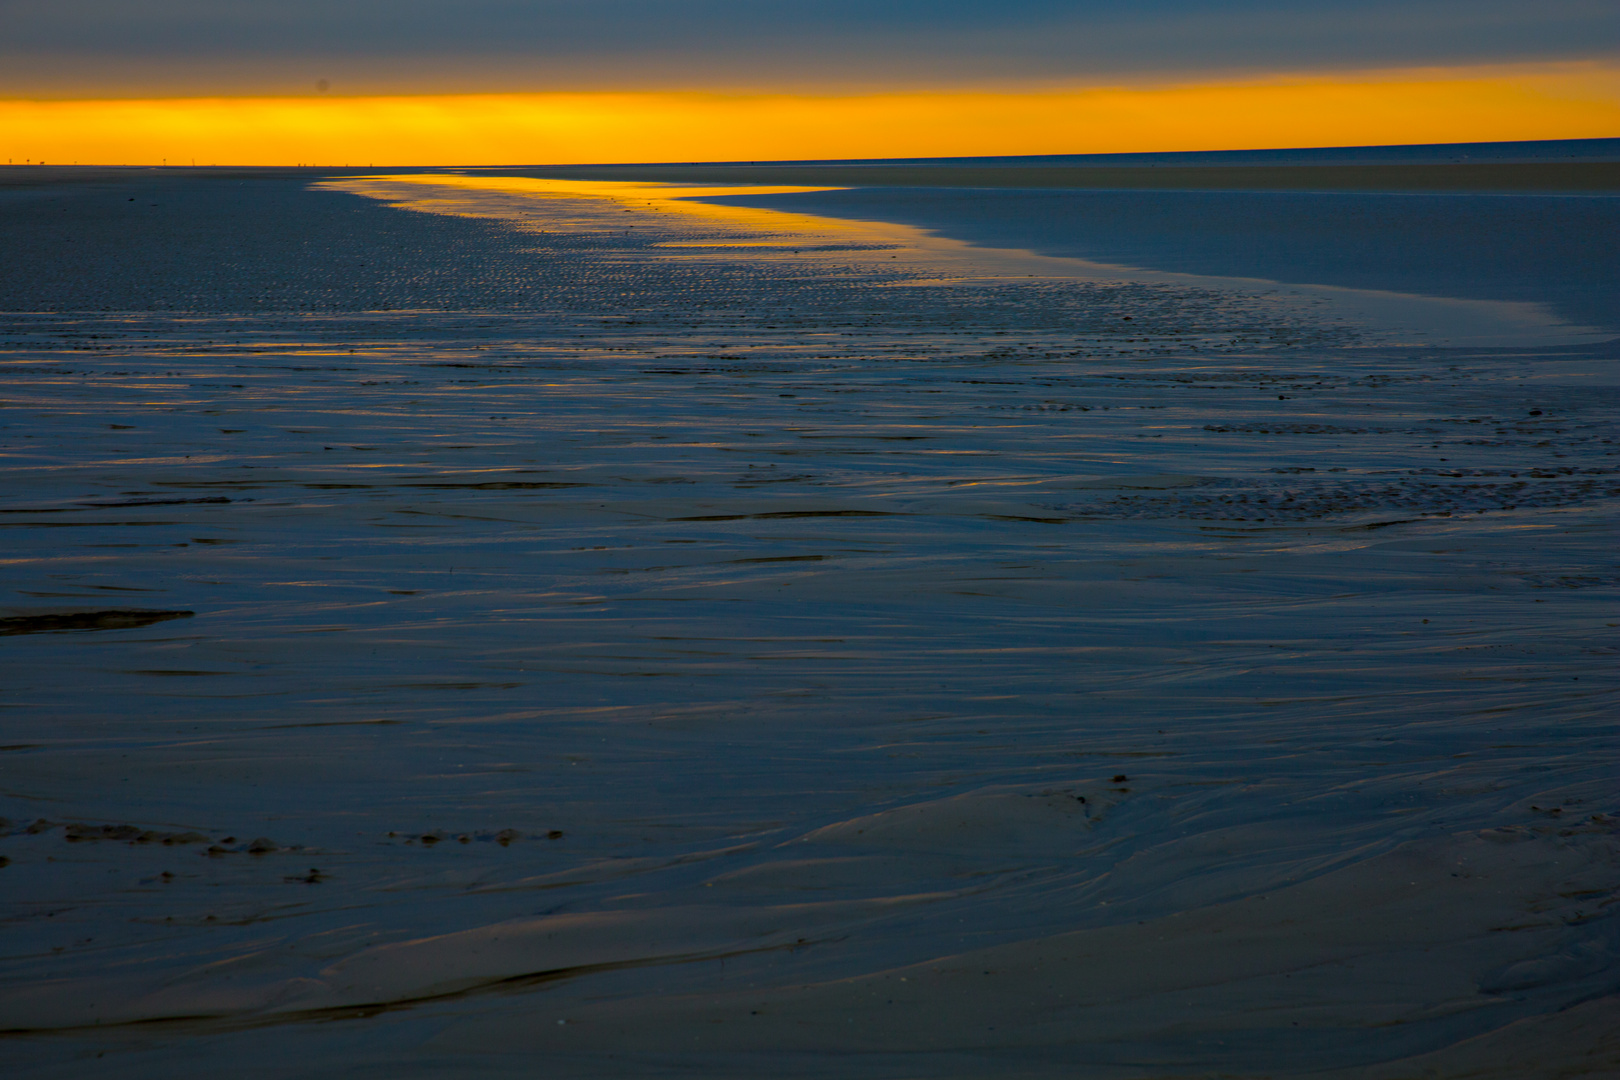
1 168 1617 1078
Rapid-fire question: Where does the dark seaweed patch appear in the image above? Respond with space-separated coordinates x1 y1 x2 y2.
0 609 194 636
403 482 589 490
674 510 899 521
78 496 232 508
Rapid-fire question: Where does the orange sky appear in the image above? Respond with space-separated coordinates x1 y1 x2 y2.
4 63 1617 166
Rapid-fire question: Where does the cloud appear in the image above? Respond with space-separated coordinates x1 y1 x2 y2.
2 0 1616 97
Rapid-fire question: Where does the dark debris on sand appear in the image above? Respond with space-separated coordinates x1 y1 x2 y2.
0 609 194 636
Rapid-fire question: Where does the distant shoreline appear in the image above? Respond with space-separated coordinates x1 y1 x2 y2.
502 161 1620 193
5 160 1617 194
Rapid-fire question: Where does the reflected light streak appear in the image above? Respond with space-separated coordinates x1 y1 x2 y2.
3 63 1616 166
326 175 853 236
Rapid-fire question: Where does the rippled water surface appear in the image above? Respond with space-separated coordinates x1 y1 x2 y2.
1 173 1617 1078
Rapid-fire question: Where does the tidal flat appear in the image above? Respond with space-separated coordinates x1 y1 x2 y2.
0 164 1617 1078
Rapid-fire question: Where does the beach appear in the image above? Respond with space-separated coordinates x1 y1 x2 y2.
1 164 1617 1077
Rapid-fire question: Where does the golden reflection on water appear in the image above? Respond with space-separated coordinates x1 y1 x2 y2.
327 174 854 238
323 173 1615 346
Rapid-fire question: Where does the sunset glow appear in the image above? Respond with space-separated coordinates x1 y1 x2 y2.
6 63 1617 166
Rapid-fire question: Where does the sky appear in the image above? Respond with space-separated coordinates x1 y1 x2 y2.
1 0 1617 164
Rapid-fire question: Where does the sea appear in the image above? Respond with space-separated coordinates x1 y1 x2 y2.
1 142 1616 1077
